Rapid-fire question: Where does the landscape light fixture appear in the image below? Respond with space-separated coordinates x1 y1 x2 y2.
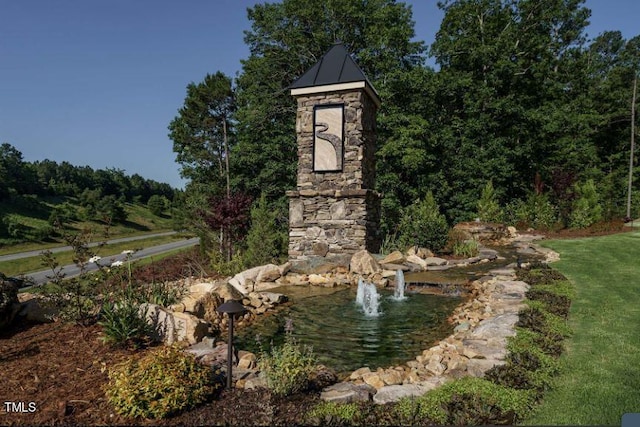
216 300 247 389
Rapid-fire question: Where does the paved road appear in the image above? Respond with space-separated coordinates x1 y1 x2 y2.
20 237 199 289
0 231 178 262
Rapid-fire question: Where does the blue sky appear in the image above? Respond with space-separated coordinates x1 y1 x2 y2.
1 1 638 190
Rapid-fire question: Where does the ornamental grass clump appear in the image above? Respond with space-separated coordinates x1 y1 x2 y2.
105 345 221 419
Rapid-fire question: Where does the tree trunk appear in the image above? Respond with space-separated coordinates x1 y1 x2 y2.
627 74 637 220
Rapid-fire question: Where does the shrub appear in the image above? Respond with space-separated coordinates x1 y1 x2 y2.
505 192 557 230
140 281 185 307
396 377 534 425
105 345 221 419
516 264 567 285
243 193 287 267
99 298 152 349
569 179 603 229
258 336 317 396
518 301 573 338
486 329 561 397
398 192 449 253
477 180 504 223
305 402 360 426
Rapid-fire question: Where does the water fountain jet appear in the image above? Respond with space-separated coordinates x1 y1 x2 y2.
391 269 407 301
355 278 381 317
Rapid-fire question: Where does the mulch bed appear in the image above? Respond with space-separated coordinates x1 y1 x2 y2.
0 320 320 426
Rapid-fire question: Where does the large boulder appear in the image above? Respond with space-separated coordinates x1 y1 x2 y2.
256 264 281 283
350 250 381 275
17 293 56 323
289 254 352 274
320 382 376 403
141 303 209 345
0 278 20 330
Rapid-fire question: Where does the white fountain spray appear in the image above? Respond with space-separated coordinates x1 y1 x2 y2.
392 269 407 301
355 278 381 317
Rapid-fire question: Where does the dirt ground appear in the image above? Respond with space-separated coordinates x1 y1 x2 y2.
0 221 633 426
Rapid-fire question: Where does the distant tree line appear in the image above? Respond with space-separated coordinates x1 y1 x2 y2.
0 142 176 203
0 143 181 242
169 0 639 264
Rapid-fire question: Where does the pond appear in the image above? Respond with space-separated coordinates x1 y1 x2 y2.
235 284 462 375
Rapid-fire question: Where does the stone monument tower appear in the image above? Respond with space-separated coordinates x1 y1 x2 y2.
287 43 381 260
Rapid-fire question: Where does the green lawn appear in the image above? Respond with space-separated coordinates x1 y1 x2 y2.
523 231 640 426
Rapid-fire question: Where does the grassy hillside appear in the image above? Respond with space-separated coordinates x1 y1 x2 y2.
0 195 175 253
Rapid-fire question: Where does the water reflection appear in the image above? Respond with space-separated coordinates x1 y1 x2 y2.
236 286 460 375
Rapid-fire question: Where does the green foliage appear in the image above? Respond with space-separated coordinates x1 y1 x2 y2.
105 345 221 419
395 377 534 425
147 195 169 216
209 248 246 277
141 281 185 307
99 298 152 349
305 402 361 426
506 193 558 230
486 329 561 397
569 179 603 228
446 229 479 258
38 226 104 324
398 192 449 252
169 72 234 192
477 180 504 223
232 0 424 202
519 301 573 338
243 193 287 268
258 335 318 396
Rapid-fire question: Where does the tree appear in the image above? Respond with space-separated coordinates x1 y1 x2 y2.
147 195 169 216
169 72 235 196
243 193 287 267
428 0 592 221
199 192 252 262
232 0 425 204
0 143 29 199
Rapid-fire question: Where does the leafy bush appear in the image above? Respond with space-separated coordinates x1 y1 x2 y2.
526 288 571 318
99 298 152 349
477 180 503 223
569 179 603 229
105 346 221 419
518 301 572 338
516 263 567 285
505 192 557 230
486 329 560 397
395 377 534 425
243 193 287 267
305 402 360 426
258 336 317 396
398 192 449 253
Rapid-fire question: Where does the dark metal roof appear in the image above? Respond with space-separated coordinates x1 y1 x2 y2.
290 43 375 90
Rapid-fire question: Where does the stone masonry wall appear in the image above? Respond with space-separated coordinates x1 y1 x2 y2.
287 189 380 258
294 89 377 190
289 88 380 259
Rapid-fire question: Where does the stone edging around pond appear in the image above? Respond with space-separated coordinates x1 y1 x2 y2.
320 236 559 404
